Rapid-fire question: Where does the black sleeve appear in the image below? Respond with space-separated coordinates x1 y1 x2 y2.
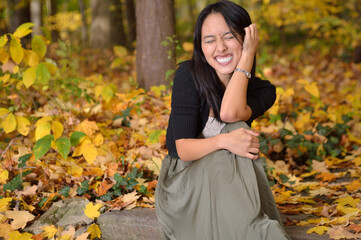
170 61 201 140
246 76 276 125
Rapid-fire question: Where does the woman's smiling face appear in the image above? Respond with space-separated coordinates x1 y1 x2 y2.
201 13 243 83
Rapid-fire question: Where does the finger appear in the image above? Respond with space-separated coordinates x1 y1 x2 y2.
244 26 251 44
248 147 259 154
251 142 260 148
254 24 259 41
245 153 259 160
243 128 259 136
252 24 257 39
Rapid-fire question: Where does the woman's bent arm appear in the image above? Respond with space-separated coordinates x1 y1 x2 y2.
176 127 260 161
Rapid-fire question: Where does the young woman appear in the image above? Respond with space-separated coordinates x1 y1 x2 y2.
156 1 290 239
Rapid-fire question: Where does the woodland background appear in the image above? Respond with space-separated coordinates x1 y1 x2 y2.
0 0 360 239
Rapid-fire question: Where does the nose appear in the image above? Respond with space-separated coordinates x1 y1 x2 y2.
216 39 227 52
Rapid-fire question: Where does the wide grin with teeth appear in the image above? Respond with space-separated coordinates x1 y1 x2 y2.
216 55 233 64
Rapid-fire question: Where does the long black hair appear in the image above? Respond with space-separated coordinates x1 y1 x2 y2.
190 0 256 122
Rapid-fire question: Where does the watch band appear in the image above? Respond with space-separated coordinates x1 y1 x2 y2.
234 68 251 79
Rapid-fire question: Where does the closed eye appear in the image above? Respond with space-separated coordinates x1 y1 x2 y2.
205 39 215 44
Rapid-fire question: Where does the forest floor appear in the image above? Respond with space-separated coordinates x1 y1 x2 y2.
1 44 361 239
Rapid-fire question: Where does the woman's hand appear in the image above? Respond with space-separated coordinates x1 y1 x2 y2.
237 24 259 72
241 23 259 57
222 128 260 160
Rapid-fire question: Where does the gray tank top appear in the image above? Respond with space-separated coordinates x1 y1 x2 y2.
199 117 226 138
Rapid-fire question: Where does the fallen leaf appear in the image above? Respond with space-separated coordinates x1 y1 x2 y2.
307 226 329 235
0 223 13 239
87 223 101 240
84 202 102 219
8 231 33 240
41 225 58 239
5 210 35 229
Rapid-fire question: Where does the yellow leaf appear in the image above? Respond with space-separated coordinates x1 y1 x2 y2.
10 37 23 64
59 235 72 240
0 223 12 239
306 226 329 235
23 66 36 88
35 116 53 127
0 107 10 117
0 34 8 47
94 85 104 98
0 197 12 212
13 65 19 73
35 122 51 141
274 191 292 203
297 197 317 204
0 48 9 64
337 204 360 215
352 156 361 166
8 231 33 240
84 202 102 219
87 224 101 240
5 210 35 229
52 120 64 140
335 196 360 208
345 180 361 191
80 139 97 164
101 84 114 103
349 133 361 145
294 112 311 132
67 165 83 177
74 119 99 137
2 112 16 134
41 225 58 239
23 49 39 67
13 23 34 39
16 115 31 136
92 133 104 146
44 62 58 75
182 42 193 52
268 104 279 115
0 169 9 184
304 82 320 98
283 88 295 98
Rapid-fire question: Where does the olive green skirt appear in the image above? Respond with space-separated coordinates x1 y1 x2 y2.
155 121 291 240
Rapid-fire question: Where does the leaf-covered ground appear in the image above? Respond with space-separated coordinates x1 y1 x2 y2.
1 31 361 239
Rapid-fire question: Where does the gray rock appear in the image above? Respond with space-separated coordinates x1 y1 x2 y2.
97 208 164 240
25 198 93 235
98 209 328 240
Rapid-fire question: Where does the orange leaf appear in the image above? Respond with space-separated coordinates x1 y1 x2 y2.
96 181 114 196
316 172 336 182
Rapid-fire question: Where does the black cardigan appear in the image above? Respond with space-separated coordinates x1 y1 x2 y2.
166 60 276 158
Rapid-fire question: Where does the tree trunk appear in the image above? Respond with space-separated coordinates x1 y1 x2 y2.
78 0 88 46
30 0 42 35
136 0 175 90
110 0 127 47
186 0 195 26
7 0 31 45
46 0 59 42
125 0 136 49
8 0 31 32
90 0 111 48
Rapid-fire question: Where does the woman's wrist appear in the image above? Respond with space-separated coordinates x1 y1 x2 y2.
237 54 253 72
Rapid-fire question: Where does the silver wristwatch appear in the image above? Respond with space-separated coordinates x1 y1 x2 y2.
234 68 251 79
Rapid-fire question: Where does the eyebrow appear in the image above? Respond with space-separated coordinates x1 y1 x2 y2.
203 31 233 40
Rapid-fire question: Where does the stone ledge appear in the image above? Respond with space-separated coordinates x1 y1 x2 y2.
98 208 329 240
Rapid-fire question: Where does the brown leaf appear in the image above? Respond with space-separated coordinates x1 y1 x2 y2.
96 181 114 196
